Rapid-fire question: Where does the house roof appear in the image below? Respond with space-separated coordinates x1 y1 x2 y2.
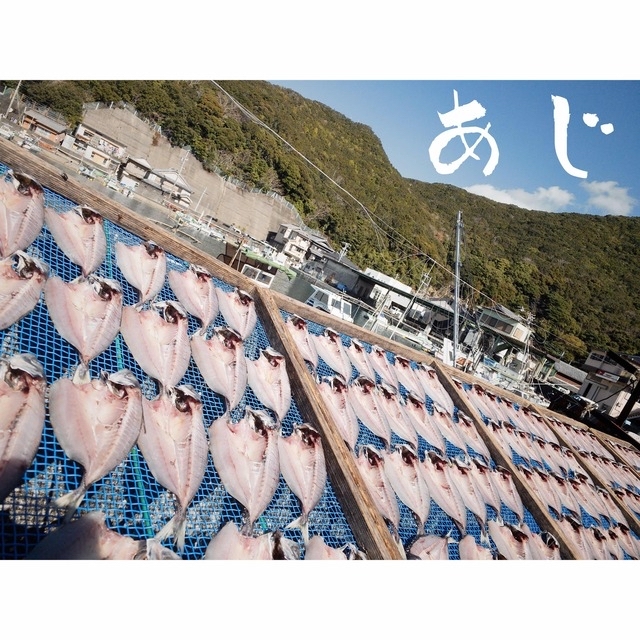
153 169 193 193
481 304 524 323
552 359 588 383
129 157 153 169
24 109 67 134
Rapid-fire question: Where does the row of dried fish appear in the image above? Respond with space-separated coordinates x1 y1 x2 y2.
27 511 365 560
204 521 366 560
286 315 454 410
606 438 640 472
460 381 560 445
554 513 640 559
0 348 332 556
477 406 640 547
316 372 488 464
1 172 48 331
547 415 615 460
408 521 561 560
350 440 539 554
485 419 588 478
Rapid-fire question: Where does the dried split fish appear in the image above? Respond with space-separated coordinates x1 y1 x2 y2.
49 369 143 521
0 251 48 330
0 171 45 258
0 354 46 503
138 385 208 552
44 205 106 277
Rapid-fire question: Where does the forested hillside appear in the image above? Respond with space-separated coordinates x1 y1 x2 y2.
8 79 640 360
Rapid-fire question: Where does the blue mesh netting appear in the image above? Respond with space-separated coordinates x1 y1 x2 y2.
279 310 544 559
0 163 358 559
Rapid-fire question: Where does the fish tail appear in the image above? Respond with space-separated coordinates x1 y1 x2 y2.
286 514 309 543
156 511 187 553
54 485 86 522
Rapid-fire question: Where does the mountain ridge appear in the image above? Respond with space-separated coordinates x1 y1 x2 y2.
8 79 640 360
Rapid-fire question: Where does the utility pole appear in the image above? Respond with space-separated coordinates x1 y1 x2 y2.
4 80 22 119
338 242 350 262
453 210 463 369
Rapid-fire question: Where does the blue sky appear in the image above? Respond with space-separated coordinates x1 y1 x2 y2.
271 80 640 217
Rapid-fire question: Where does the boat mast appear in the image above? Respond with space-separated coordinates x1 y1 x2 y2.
453 210 462 369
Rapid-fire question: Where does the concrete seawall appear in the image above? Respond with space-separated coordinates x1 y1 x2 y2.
82 105 303 240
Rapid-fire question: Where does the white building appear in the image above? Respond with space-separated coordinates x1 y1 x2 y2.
579 350 640 417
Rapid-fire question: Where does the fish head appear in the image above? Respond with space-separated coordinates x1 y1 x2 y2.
143 241 164 259
329 375 348 394
540 531 560 550
236 289 254 307
519 466 533 480
563 514 582 531
2 353 45 390
323 327 341 344
262 347 285 368
494 465 511 480
11 171 44 197
451 457 469 475
189 263 212 281
13 251 48 279
170 384 203 413
395 443 418 465
355 376 376 393
457 412 473 427
351 338 366 353
359 444 384 468
406 392 425 409
534 468 550 483
88 274 122 301
76 206 103 225
378 382 396 400
421 364 437 378
288 314 307 331
246 408 277 437
104 369 141 397
395 355 411 370
155 300 188 324
341 543 367 560
472 457 489 473
371 345 387 360
270 530 300 560
427 450 447 469
505 523 529 542
293 423 322 448
215 326 243 350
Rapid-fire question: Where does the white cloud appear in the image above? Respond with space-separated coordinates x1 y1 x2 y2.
580 180 636 216
463 184 575 212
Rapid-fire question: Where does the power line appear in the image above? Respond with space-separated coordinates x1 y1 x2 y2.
210 81 589 357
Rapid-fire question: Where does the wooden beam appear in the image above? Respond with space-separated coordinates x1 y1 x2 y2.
254 288 403 559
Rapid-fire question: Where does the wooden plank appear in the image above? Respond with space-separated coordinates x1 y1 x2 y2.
254 288 403 559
